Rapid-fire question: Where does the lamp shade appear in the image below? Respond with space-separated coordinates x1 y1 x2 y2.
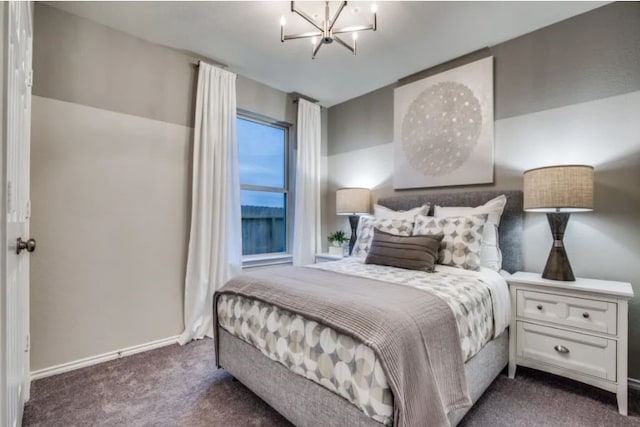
523 165 594 212
336 188 370 215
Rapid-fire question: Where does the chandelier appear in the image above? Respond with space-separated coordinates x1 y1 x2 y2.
280 1 377 59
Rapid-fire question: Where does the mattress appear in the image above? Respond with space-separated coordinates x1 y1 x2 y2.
216 258 510 426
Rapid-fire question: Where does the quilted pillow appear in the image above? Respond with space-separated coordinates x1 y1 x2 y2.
434 195 506 271
365 228 443 272
413 214 488 271
373 203 430 221
352 216 414 258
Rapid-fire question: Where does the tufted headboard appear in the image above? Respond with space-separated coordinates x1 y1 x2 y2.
377 190 523 273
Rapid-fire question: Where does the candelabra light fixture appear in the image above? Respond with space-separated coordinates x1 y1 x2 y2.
280 1 377 59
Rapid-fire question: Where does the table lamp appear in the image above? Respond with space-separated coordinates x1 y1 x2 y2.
336 188 370 255
523 165 594 281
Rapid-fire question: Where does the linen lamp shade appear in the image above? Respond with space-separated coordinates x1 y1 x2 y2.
336 188 370 215
523 165 594 212
336 188 370 255
522 164 594 281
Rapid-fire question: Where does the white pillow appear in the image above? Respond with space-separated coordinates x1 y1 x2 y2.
433 195 507 271
373 203 430 221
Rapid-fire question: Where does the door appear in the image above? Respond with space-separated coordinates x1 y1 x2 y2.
2 2 33 427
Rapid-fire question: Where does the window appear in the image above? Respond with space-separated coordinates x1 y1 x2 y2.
238 114 290 258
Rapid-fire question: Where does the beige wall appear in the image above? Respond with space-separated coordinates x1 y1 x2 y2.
324 3 640 378
30 4 298 371
30 97 191 370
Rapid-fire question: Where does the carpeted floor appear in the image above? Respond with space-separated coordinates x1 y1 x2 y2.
24 338 639 427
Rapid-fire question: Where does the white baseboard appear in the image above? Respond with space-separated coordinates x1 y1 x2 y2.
28 335 640 392
30 335 180 381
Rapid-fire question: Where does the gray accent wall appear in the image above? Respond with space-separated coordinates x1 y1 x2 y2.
325 2 640 378
30 4 298 371
329 2 640 156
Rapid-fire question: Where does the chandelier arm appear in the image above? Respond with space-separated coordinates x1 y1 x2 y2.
311 40 323 59
333 35 355 54
291 2 324 32
328 1 348 32
283 31 323 41
281 0 376 58
332 24 375 35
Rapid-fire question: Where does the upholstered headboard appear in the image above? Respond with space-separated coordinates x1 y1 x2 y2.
377 190 523 273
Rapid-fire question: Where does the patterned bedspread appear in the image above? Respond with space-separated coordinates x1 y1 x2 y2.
217 258 496 426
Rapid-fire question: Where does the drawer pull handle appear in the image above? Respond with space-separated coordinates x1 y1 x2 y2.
537 304 543 310
582 312 590 319
554 345 570 354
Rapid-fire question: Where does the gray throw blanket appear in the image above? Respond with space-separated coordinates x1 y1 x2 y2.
213 266 471 427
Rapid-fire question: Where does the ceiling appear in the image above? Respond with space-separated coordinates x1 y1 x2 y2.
47 1 608 107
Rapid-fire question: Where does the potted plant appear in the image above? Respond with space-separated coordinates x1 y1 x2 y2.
327 230 348 255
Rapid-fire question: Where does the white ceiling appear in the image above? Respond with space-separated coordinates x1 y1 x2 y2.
47 1 608 107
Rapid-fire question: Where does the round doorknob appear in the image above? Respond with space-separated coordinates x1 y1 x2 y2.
16 237 36 254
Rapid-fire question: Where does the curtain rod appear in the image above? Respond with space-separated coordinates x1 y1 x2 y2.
292 96 319 104
190 59 228 69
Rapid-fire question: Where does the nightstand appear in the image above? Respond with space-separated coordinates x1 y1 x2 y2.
314 253 343 263
507 272 634 415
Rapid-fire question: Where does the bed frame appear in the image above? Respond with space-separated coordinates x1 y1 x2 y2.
218 190 523 426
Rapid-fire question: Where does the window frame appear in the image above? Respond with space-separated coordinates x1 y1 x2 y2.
237 110 293 266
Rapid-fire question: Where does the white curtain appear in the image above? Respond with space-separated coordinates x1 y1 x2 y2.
292 99 322 266
179 62 242 344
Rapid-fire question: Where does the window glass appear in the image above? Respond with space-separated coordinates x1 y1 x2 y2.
240 190 286 256
238 118 285 188
237 115 289 257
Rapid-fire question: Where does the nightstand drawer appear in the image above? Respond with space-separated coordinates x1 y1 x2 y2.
517 290 617 334
517 322 616 381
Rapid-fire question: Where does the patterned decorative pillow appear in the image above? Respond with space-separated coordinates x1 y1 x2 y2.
352 217 414 258
413 214 488 271
434 195 507 271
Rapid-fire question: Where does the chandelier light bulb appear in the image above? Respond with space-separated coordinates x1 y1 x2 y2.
279 16 286 26
311 37 317 45
352 32 358 41
371 4 378 13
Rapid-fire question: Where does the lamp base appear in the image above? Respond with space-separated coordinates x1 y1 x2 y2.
348 215 359 255
542 213 575 282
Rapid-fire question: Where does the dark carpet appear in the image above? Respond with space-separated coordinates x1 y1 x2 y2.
24 338 639 426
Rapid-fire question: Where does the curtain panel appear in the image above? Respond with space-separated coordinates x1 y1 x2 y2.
292 99 322 266
179 62 242 344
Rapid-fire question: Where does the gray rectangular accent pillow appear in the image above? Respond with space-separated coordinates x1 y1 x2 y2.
364 228 444 272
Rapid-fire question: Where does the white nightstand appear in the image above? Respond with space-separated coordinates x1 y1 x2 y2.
507 272 634 415
314 253 343 263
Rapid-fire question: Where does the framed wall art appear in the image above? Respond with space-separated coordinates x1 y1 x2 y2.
393 56 494 189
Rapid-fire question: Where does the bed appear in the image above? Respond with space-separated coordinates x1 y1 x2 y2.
215 190 523 427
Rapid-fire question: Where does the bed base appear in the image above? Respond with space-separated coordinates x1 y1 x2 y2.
218 328 509 426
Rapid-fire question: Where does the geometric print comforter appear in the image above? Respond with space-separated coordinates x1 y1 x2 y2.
216 258 495 426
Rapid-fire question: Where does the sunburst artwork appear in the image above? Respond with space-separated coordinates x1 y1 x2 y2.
393 57 494 189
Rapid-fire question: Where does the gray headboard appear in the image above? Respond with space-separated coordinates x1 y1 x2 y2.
377 190 523 273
